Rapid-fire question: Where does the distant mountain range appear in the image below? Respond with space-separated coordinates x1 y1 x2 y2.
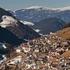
12 6 70 23
9 6 70 34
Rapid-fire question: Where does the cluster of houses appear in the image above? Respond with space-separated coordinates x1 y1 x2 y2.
0 33 70 70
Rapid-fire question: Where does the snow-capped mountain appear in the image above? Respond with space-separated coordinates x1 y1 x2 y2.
14 6 70 23
0 7 40 45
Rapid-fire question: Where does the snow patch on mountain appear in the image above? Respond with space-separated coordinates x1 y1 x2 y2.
0 15 18 28
34 29 40 33
14 6 70 23
20 20 34 26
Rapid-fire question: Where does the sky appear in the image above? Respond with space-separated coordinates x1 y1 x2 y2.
0 0 70 10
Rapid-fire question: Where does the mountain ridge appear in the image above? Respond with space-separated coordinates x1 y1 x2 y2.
13 6 70 23
0 7 40 46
